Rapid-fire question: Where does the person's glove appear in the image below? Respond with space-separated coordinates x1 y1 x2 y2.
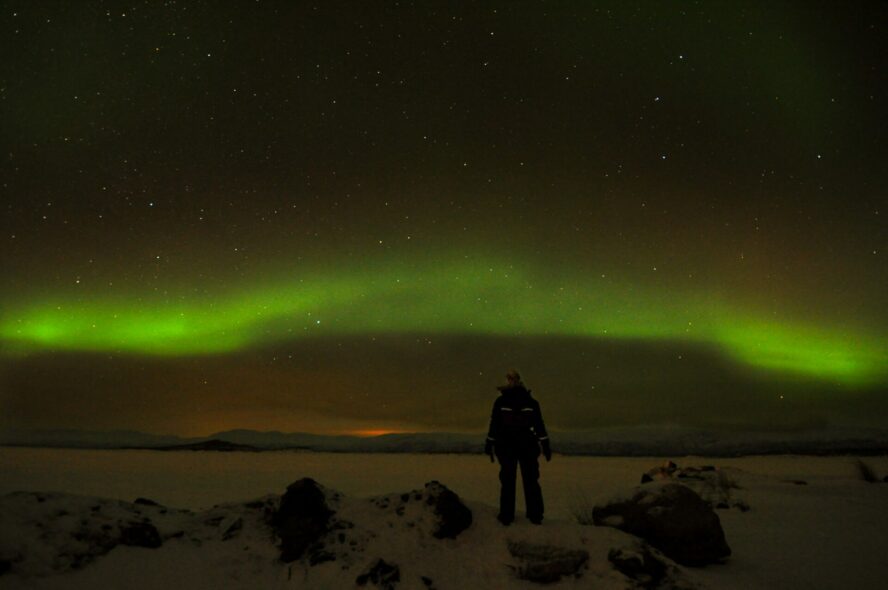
484 440 495 463
541 439 552 462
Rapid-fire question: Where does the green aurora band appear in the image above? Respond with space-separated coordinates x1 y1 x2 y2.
1 258 886 387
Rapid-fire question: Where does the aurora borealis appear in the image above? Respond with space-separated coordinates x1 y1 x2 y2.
3 257 887 386
1 2 886 436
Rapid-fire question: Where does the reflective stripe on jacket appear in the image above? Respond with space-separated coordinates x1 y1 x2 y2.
486 385 548 444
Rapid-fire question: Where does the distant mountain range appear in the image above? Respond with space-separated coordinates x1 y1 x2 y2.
2 425 888 456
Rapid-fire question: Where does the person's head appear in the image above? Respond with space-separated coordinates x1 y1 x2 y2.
505 369 522 386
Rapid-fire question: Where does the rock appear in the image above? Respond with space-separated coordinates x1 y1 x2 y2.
423 481 472 539
641 461 679 484
133 497 161 507
0 559 11 576
641 463 746 511
608 543 694 590
883 475 888 483
222 517 243 540
119 522 162 549
420 575 434 587
356 558 400 589
608 545 667 589
854 459 879 483
308 548 336 566
507 541 589 583
593 483 730 566
272 478 334 562
52 526 116 571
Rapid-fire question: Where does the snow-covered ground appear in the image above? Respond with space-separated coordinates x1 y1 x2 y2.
1 448 887 589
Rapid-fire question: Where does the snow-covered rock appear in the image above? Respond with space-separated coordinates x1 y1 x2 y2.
420 481 472 539
0 491 174 576
0 479 693 589
355 558 400 589
640 462 749 511
608 541 695 589
507 540 589 583
271 478 334 562
592 482 731 566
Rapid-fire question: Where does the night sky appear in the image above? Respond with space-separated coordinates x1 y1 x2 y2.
1 2 886 437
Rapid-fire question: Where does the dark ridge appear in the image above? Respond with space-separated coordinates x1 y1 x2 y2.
154 439 260 452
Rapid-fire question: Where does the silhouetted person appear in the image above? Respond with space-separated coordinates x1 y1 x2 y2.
484 370 551 525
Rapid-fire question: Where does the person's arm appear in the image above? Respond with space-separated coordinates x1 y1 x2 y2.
485 398 500 461
534 400 552 461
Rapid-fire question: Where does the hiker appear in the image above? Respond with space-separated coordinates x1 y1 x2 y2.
484 370 551 525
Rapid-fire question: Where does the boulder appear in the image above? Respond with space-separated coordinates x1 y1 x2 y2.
641 462 745 511
593 483 730 566
641 461 679 483
118 521 162 548
608 545 667 589
507 541 589 583
271 478 334 562
423 481 472 539
608 543 694 590
356 558 400 589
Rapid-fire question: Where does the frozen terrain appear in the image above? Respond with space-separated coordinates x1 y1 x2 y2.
1 449 887 589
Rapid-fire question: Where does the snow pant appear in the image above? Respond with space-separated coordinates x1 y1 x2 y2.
495 439 544 522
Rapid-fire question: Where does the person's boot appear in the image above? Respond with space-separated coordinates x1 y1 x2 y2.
497 514 513 526
529 517 542 525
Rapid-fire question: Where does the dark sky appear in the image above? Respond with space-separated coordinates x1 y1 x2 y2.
1 2 886 436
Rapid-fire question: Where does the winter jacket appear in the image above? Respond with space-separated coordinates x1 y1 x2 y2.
486 384 549 446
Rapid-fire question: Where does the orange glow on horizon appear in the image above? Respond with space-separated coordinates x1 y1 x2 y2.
349 428 408 437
